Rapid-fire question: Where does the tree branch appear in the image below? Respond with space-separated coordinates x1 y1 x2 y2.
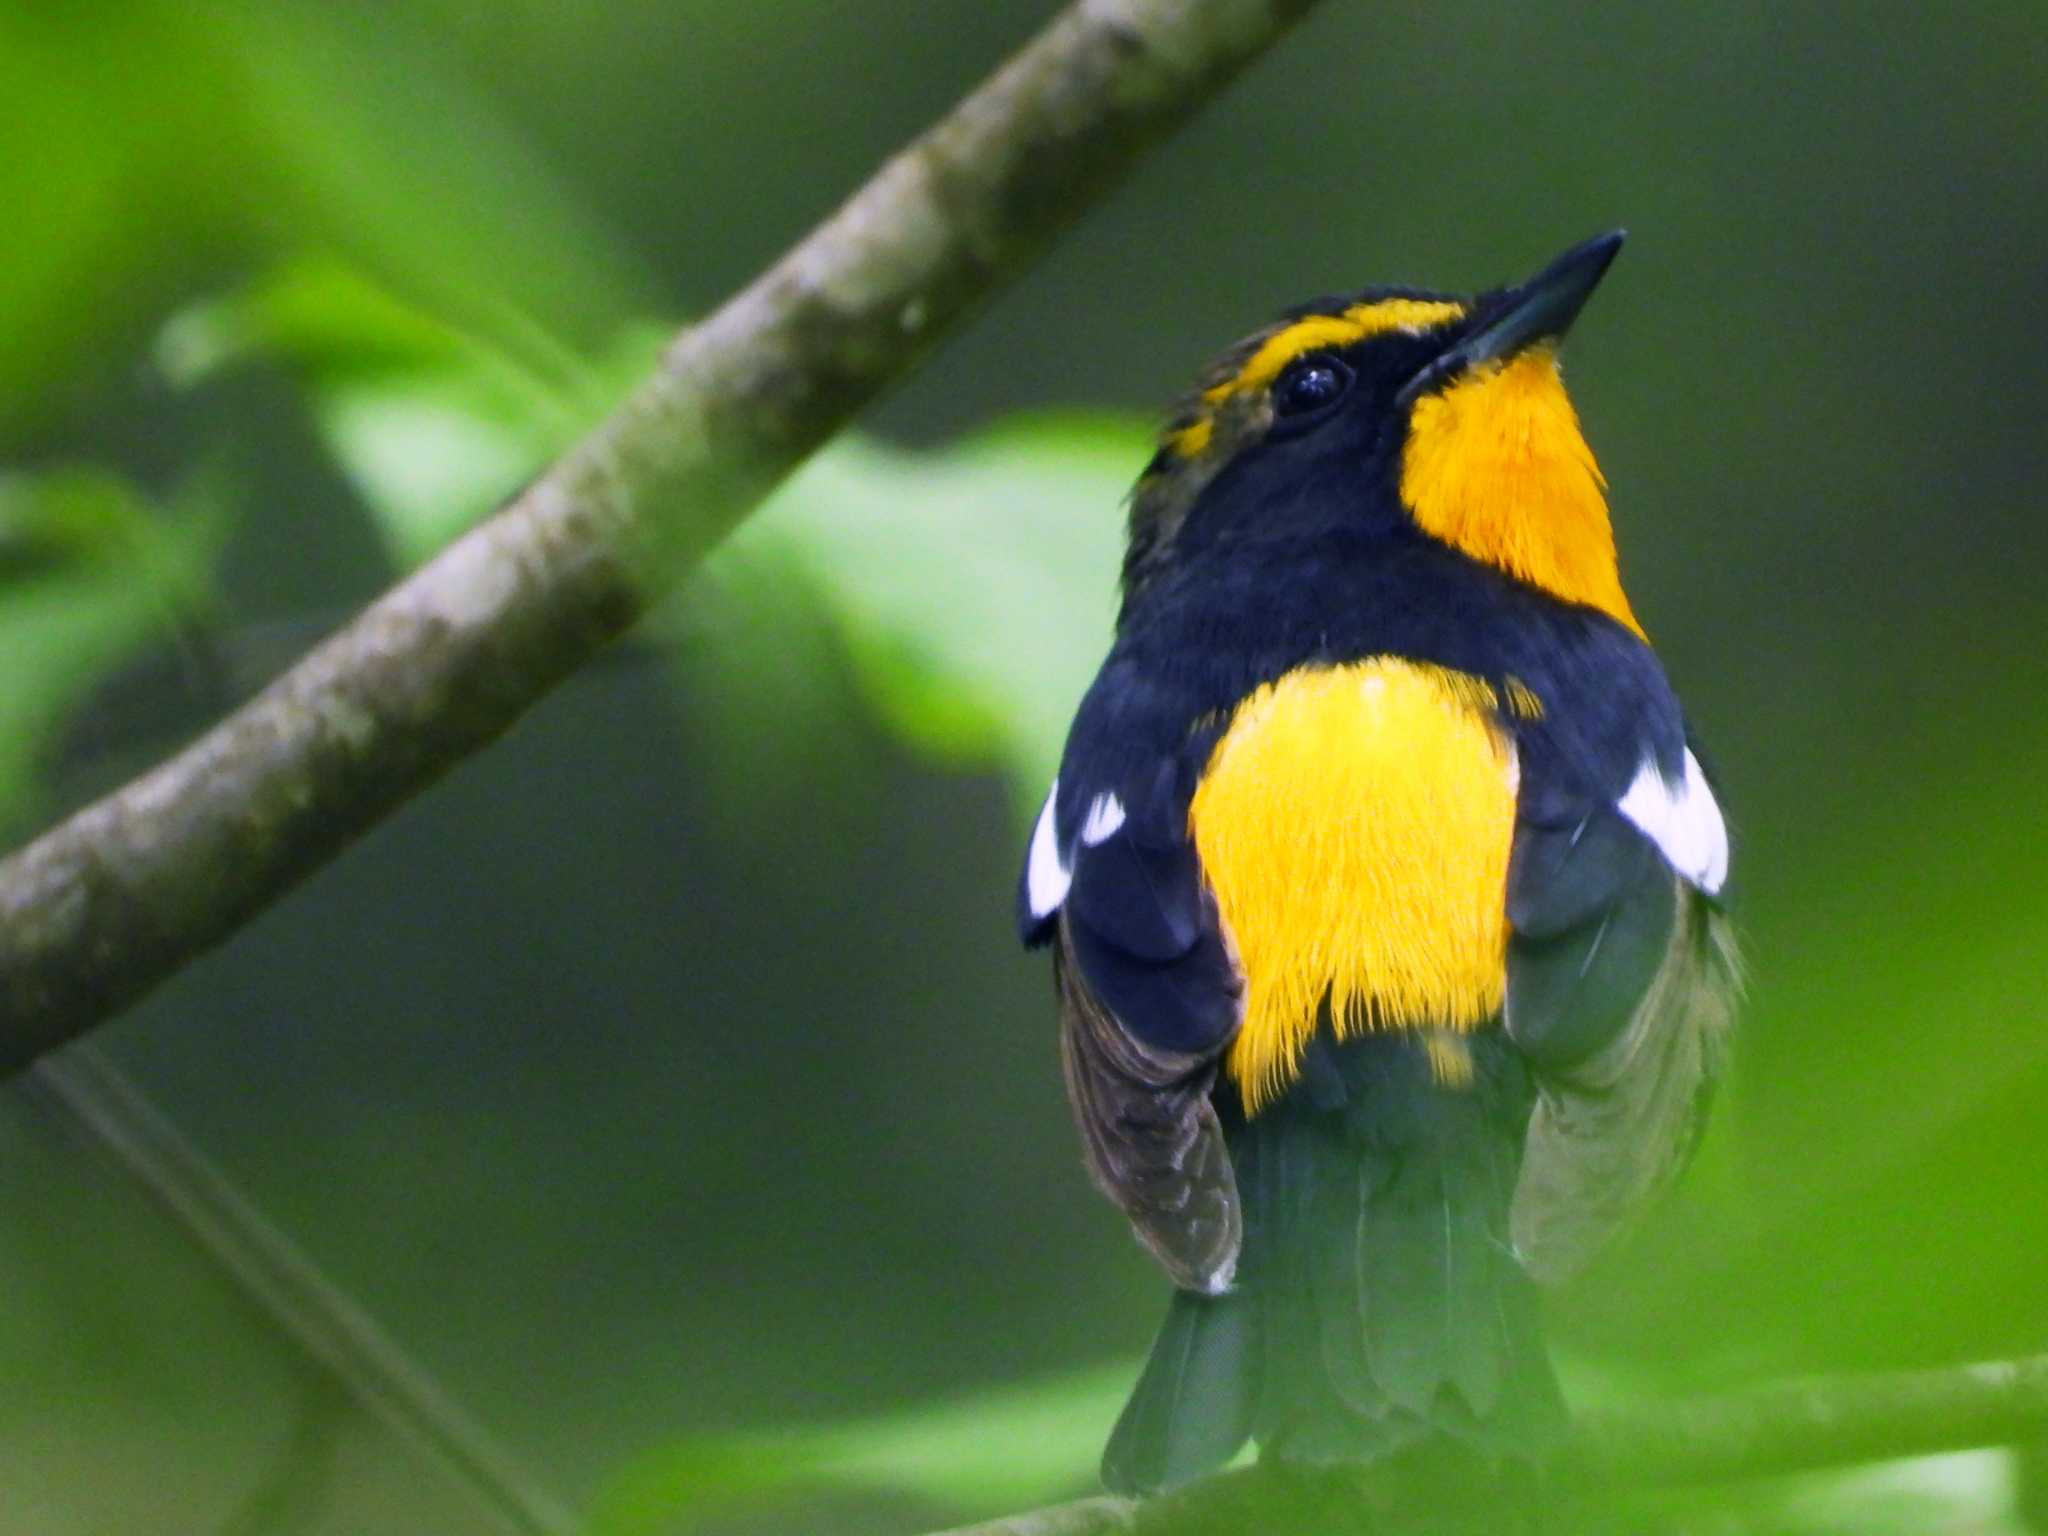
0 0 1328 1070
1571 1351 2048 1484
930 1353 2048 1536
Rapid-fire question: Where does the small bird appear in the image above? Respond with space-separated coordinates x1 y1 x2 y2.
1017 233 1738 1493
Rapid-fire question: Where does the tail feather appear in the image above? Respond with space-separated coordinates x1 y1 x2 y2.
1250 1100 1324 1446
1357 1140 1515 1418
1314 1135 1380 1418
1359 1150 1451 1418
1102 1289 1258 1495
1105 1032 1565 1494
1337 1084 1561 1455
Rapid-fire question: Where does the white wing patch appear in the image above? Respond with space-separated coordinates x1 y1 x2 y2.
1080 792 1127 846
1026 780 1071 919
1617 749 1729 896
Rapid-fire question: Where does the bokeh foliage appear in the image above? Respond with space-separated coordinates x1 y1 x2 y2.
3 1 2046 1532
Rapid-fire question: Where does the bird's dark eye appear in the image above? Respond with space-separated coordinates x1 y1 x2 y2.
1272 355 1352 417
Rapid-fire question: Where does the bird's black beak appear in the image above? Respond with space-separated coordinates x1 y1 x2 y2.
1398 230 1625 405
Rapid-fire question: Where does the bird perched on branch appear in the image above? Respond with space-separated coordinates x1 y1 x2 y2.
1017 233 1738 1493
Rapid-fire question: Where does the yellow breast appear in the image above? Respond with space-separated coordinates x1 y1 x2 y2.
1188 660 1520 1113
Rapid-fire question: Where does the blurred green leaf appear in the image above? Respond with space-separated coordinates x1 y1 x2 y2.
0 466 230 827
729 414 1134 807
591 1359 1133 1535
166 263 1135 815
0 1 647 440
210 1 649 347
0 13 140 428
160 263 663 566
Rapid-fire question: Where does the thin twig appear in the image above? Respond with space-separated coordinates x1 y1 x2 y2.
935 1497 1139 1536
0 0 1328 1070
1571 1353 2048 1484
28 1046 582 1536
925 1352 2048 1536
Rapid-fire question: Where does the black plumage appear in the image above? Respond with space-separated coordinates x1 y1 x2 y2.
1018 237 1739 1493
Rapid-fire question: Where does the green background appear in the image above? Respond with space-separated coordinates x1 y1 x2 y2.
3 1 2045 1531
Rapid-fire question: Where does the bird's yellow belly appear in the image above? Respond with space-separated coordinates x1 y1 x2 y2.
1188 659 1520 1113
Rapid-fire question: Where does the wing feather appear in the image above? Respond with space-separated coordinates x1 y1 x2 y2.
1056 921 1242 1294
1509 888 1739 1283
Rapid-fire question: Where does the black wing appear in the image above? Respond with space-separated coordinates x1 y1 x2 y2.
1503 754 1740 1283
1055 923 1241 1293
1020 733 1245 1293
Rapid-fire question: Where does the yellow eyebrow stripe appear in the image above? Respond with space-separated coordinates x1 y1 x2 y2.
1166 417 1214 459
1205 298 1467 405
1164 297 1466 460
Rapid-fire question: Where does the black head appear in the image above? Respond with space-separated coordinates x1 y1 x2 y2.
1121 233 1632 629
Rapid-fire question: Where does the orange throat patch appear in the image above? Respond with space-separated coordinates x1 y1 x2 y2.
1400 346 1643 637
1189 661 1519 1113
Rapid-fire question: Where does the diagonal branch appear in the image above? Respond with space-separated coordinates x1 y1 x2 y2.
930 1352 2048 1536
1570 1350 2048 1484
0 0 1329 1071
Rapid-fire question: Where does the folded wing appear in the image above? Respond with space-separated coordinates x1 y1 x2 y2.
1021 760 1245 1294
1504 747 1740 1283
